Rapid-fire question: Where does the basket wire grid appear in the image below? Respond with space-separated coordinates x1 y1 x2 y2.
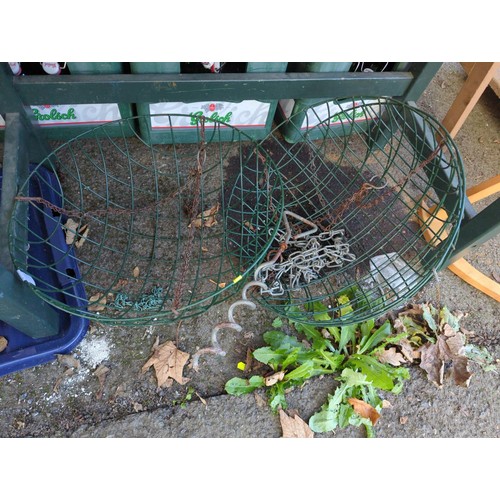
9 114 284 325
247 97 465 325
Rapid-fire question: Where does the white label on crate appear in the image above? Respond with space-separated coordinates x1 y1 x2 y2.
149 100 271 129
301 99 382 129
278 99 295 119
0 114 5 128
29 104 122 126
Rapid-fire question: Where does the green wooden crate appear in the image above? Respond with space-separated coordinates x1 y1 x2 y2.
0 62 134 141
130 62 288 144
276 62 416 143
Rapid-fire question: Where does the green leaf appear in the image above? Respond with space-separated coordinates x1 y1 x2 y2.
269 383 287 411
360 318 375 338
309 408 338 433
225 376 265 395
281 348 301 370
284 360 316 381
339 367 371 387
320 352 345 371
358 320 392 354
347 354 396 391
271 317 283 328
439 305 461 331
308 385 347 433
339 323 358 352
263 330 303 350
338 295 353 316
422 304 438 333
252 346 285 369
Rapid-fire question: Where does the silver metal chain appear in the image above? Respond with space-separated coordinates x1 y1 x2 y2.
255 211 356 296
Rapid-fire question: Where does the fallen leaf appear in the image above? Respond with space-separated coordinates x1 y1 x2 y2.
133 266 140 278
419 332 472 387
14 420 25 430
265 371 285 387
94 364 110 400
0 336 8 353
279 409 314 438
348 398 380 425
53 368 75 393
376 347 407 366
112 384 127 400
209 279 226 289
196 392 207 405
141 338 190 388
400 416 409 425
419 341 445 386
56 354 81 370
398 338 419 362
133 402 143 412
382 399 392 409
399 304 424 316
188 203 219 229
254 392 267 408
88 293 106 312
117 279 129 288
392 318 406 334
63 218 89 248
244 221 255 231
74 224 89 248
63 218 80 245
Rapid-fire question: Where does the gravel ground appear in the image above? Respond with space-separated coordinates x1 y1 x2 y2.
0 63 498 442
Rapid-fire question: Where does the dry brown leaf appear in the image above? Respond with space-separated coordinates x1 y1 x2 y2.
376 347 407 366
113 384 127 400
201 246 209 253
74 224 89 248
56 354 81 370
63 218 80 245
63 219 89 248
392 317 406 333
348 398 380 425
188 203 219 229
244 221 255 231
196 392 207 405
398 338 419 362
0 336 8 353
88 293 106 312
400 416 409 425
382 399 392 409
133 266 140 278
94 364 110 400
419 332 472 387
53 368 75 393
141 338 190 388
133 402 143 412
265 371 285 387
14 420 25 430
279 409 314 438
116 279 129 289
399 304 424 316
419 341 445 386
254 392 267 408
209 279 226 289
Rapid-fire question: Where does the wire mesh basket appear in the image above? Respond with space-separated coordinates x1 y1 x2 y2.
248 97 465 325
9 115 284 325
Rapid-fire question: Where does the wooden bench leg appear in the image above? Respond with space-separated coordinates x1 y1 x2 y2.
418 179 500 303
442 62 500 138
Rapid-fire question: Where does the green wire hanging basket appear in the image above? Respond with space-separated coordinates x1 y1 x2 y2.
9 115 284 325
247 97 466 325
